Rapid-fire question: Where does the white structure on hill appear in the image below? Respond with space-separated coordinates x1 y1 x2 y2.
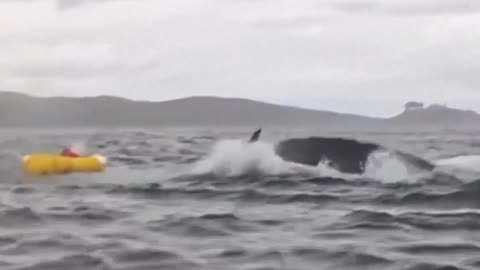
404 101 424 112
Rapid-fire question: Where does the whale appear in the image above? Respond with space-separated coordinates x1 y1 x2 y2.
248 128 435 174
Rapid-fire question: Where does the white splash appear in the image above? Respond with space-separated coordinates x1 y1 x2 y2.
363 150 430 183
191 139 437 183
432 154 480 180
191 139 298 177
435 155 480 171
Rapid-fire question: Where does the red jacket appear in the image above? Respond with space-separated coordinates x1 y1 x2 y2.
61 149 80 158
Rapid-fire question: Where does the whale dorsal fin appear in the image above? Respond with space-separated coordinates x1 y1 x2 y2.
248 128 262 143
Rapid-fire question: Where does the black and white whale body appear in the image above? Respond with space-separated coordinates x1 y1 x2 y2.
248 129 435 174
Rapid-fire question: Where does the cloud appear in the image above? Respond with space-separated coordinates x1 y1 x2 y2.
55 0 134 11
0 0 479 116
382 0 480 16
330 1 377 13
320 0 480 16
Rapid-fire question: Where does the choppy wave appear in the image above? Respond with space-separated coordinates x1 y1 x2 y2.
0 128 479 269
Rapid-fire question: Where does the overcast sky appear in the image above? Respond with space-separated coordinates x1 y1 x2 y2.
0 0 479 117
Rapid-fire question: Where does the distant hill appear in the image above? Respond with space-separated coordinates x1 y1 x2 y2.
0 91 380 127
0 91 478 128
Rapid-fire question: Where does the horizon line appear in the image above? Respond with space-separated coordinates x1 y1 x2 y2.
0 89 473 119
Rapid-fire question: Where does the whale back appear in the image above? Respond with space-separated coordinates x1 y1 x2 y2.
274 137 382 174
245 129 436 174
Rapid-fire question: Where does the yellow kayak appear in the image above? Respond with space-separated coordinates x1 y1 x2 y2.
22 154 107 176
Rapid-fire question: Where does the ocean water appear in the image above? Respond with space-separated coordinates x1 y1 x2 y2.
0 126 480 270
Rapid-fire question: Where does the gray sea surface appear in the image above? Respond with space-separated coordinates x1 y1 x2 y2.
0 126 479 270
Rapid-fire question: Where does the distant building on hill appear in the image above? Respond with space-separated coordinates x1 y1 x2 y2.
404 101 424 112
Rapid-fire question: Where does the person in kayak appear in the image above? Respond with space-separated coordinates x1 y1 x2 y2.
60 147 80 158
